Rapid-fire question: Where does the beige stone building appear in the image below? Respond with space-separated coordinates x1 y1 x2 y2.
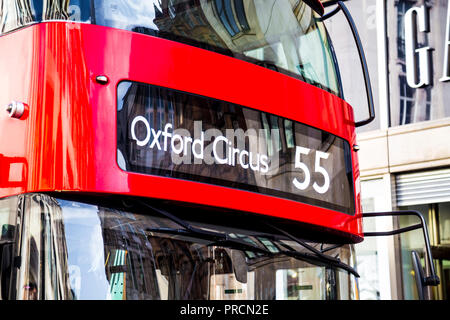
326 0 450 300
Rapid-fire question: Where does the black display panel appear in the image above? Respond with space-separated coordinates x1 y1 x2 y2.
117 81 355 215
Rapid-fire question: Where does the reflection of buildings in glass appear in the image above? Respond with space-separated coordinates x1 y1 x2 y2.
97 208 161 299
212 0 250 37
0 0 94 33
43 197 74 299
43 0 70 20
275 267 325 300
22 195 74 300
21 196 356 300
153 0 229 49
150 237 212 300
152 0 316 80
209 248 255 300
97 207 215 300
0 0 34 32
0 0 76 33
119 80 350 209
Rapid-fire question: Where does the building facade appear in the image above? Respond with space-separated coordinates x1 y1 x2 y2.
327 0 450 300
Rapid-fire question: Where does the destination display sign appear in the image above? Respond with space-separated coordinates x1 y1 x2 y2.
117 81 355 215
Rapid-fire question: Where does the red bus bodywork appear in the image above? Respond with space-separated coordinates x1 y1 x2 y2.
0 22 363 242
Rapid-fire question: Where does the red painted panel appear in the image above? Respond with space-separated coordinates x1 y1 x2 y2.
0 22 363 241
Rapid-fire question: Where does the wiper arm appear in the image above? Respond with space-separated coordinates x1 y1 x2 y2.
146 227 270 255
320 243 344 253
265 223 360 278
137 201 358 276
274 242 359 278
141 202 271 255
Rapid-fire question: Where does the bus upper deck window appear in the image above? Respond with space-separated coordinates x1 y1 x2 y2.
0 0 92 34
0 1 341 96
92 0 341 97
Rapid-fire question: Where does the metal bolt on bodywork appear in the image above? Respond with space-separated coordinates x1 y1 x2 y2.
96 75 109 85
6 101 25 119
353 144 360 152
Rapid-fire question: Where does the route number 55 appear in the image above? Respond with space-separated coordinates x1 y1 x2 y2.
292 146 330 194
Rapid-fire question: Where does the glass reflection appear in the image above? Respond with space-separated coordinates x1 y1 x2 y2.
116 81 355 214
16 194 357 300
94 0 340 95
0 0 340 96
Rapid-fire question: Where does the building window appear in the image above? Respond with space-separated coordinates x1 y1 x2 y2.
399 75 415 125
396 0 415 64
233 0 250 32
213 0 249 37
398 75 431 125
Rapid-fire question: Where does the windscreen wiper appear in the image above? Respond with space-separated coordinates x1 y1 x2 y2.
265 223 360 278
139 201 271 255
138 201 358 276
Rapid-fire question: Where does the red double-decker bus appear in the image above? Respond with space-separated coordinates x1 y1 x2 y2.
0 0 439 300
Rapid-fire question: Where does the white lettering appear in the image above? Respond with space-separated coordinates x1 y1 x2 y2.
224 304 269 315
440 1 450 82
239 150 249 169
405 5 432 88
260 155 269 173
231 146 240 166
313 151 331 194
180 304 215 318
213 136 228 164
162 123 172 151
130 116 151 146
183 136 193 155
227 141 233 166
129 116 332 196
171 134 184 155
192 131 204 159
293 146 311 190
150 128 162 150
249 152 260 172
203 128 222 165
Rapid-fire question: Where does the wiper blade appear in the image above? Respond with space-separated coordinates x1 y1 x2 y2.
146 227 270 255
266 223 360 278
275 244 359 278
141 202 271 255
320 243 344 253
138 201 358 276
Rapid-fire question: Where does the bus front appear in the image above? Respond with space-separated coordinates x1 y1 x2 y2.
0 0 363 300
